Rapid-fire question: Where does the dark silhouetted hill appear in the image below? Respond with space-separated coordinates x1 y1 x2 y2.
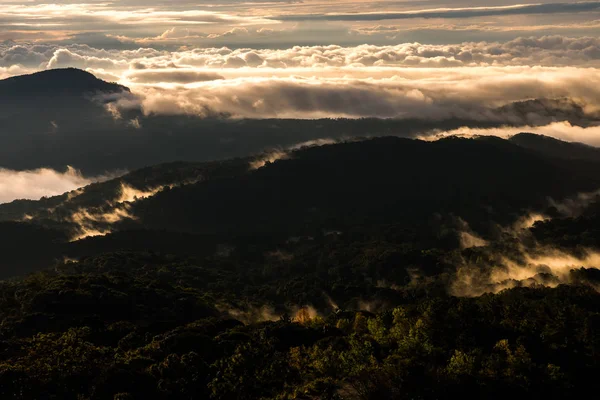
126 136 600 235
509 132 600 161
0 68 128 98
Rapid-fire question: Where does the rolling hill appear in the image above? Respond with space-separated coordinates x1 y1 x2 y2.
0 68 128 99
509 132 600 161
2 133 600 279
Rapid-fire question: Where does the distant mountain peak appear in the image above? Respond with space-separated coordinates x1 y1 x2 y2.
0 68 130 97
509 132 600 161
510 132 590 147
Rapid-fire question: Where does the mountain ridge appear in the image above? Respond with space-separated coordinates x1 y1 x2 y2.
509 132 600 161
3 134 600 245
0 68 129 97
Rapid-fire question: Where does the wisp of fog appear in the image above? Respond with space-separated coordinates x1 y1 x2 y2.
0 167 115 204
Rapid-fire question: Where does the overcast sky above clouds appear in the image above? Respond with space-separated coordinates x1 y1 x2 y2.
2 1 600 46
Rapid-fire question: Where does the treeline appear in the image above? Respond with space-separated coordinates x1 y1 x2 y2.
0 254 598 399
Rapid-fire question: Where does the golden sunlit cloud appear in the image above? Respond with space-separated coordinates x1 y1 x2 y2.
110 66 600 122
423 122 600 147
0 167 107 203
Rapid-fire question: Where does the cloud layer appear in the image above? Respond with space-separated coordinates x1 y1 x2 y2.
423 121 600 147
111 66 600 123
4 35 600 123
0 167 94 204
5 35 600 71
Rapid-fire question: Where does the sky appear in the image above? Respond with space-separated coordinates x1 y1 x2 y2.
1 1 600 119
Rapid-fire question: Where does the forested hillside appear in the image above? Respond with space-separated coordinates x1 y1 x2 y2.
0 255 597 399
0 133 599 399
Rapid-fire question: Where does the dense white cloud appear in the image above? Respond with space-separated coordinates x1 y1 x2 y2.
0 167 94 204
45 48 130 70
1 2 599 129
422 121 600 147
3 34 600 123
0 63 33 79
113 66 600 122
5 36 600 73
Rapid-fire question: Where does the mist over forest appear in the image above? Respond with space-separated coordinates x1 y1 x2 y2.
1 1 600 398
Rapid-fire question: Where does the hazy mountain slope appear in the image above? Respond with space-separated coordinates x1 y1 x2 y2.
509 132 600 161
0 159 251 224
0 157 254 277
0 69 136 173
496 98 588 126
